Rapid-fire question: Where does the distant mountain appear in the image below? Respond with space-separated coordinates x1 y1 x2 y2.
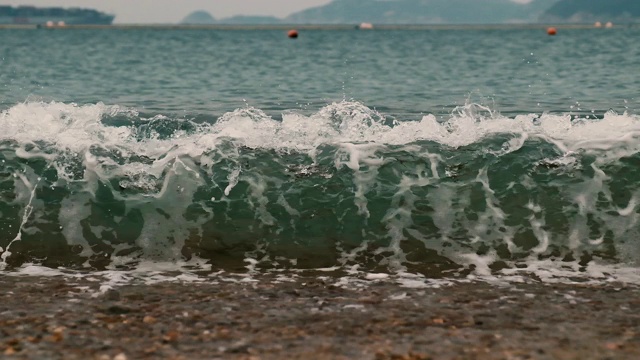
181 11 281 25
217 16 281 25
541 0 640 23
285 0 558 24
0 5 114 25
182 11 215 24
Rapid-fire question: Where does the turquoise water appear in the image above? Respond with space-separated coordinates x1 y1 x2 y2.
2 28 638 117
1 28 640 277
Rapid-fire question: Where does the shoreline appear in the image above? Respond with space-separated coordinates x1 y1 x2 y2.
2 274 640 359
0 23 638 31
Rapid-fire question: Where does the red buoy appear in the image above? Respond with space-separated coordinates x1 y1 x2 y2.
547 27 557 36
288 30 299 39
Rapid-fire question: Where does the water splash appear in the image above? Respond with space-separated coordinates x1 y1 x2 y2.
0 172 40 269
1 100 640 280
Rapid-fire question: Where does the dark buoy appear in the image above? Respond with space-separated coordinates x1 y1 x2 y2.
288 29 299 39
547 27 557 36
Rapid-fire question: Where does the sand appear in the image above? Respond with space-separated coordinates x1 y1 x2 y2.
1 273 640 359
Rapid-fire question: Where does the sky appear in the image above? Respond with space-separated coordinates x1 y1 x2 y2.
2 0 334 23
4 0 533 24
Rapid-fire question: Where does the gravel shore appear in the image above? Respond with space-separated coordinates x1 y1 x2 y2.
1 273 640 359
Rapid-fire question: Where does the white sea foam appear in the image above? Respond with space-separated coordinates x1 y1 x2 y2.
2 101 639 158
6 259 640 294
2 101 640 279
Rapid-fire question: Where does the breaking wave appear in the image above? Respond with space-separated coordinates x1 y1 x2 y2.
2 100 640 282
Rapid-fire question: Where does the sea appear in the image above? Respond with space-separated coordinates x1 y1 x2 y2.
1 26 640 288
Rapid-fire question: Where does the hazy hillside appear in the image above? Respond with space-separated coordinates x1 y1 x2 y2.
286 0 558 24
182 11 216 24
181 11 281 25
541 0 640 22
181 0 640 26
216 16 281 25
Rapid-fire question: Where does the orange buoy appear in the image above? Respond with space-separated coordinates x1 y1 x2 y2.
288 29 299 39
547 27 557 36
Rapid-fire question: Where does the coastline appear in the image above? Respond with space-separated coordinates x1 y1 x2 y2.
2 273 640 359
0 23 638 30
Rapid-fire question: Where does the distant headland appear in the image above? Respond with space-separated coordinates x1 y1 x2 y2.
183 0 640 25
182 11 281 25
0 6 114 25
541 0 640 23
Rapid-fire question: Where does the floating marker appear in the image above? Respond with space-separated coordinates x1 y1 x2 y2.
594 21 602 28
288 30 298 39
547 27 557 36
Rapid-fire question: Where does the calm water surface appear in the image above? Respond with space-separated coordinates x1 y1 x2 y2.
1 28 638 117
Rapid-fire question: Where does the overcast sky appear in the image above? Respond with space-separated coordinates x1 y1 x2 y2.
4 0 533 23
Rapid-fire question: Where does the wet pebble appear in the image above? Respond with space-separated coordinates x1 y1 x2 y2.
103 290 121 302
